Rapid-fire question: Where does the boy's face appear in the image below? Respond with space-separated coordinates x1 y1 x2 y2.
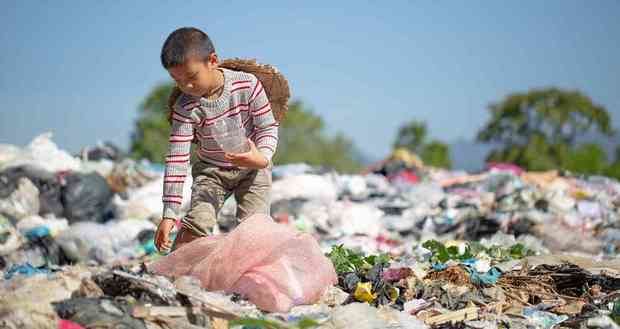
168 53 219 97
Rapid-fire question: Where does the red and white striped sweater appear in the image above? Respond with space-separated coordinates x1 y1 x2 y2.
162 68 279 220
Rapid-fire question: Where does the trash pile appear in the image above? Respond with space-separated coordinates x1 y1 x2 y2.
1 133 620 328
0 133 164 269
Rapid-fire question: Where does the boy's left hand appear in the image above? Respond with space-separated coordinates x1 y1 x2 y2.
224 139 269 169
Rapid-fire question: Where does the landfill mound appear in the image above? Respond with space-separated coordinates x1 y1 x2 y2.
1 133 620 329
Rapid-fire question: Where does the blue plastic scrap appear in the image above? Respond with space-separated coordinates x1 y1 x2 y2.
431 263 448 271
465 266 502 286
24 226 51 240
3 263 50 280
522 307 569 329
430 260 502 286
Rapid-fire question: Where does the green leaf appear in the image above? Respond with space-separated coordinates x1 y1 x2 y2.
327 245 366 274
446 246 460 259
460 245 475 260
296 318 320 329
365 253 391 267
421 240 534 265
422 240 452 263
230 317 286 329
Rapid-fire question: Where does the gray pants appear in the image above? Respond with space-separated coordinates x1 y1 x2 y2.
180 160 272 237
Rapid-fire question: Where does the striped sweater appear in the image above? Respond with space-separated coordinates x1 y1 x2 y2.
162 68 279 220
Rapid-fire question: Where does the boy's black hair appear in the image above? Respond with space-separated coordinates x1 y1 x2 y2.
160 27 215 69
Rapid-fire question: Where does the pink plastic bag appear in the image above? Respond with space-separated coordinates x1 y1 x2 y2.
148 214 337 312
486 162 524 175
58 319 85 329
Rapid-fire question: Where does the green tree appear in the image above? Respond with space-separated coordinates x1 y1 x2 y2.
604 146 620 180
272 101 362 173
130 83 175 162
605 162 620 181
421 141 452 169
564 143 608 175
393 121 427 153
130 85 361 172
392 120 452 168
477 88 615 172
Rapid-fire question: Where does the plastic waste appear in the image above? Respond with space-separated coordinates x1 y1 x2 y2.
577 200 602 219
61 172 114 223
15 215 69 238
401 183 445 207
0 265 85 329
78 141 125 162
79 159 115 178
0 165 65 217
271 174 338 204
56 219 155 263
24 226 51 240
4 263 50 280
354 282 377 303
0 214 22 256
53 297 146 329
381 268 411 284
548 192 576 213
522 307 568 329
293 199 332 233
381 307 429 329
148 214 337 313
272 163 315 179
586 316 620 329
403 299 432 315
326 302 388 329
325 302 428 329
382 214 416 233
486 162 524 175
1 133 82 172
389 170 419 186
112 174 193 220
465 266 502 286
364 174 396 197
57 319 86 329
0 177 40 220
105 158 158 194
336 175 369 200
329 201 384 236
0 143 21 167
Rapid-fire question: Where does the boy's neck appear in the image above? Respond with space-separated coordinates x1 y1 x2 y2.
203 69 225 100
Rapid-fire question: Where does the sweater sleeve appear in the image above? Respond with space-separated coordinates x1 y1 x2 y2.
248 77 279 162
162 103 196 220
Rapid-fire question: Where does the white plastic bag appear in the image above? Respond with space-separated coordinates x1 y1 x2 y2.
0 177 40 220
272 174 338 203
2 133 82 172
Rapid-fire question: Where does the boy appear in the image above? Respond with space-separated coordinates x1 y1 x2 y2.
154 27 279 252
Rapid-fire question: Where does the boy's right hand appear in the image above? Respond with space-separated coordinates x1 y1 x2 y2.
154 218 175 252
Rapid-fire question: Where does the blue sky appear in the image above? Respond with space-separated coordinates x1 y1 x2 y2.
1 1 618 164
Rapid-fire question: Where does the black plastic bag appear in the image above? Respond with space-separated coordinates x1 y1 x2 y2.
61 172 114 223
79 141 125 161
54 297 147 329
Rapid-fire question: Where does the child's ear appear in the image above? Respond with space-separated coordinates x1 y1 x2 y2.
208 53 219 67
